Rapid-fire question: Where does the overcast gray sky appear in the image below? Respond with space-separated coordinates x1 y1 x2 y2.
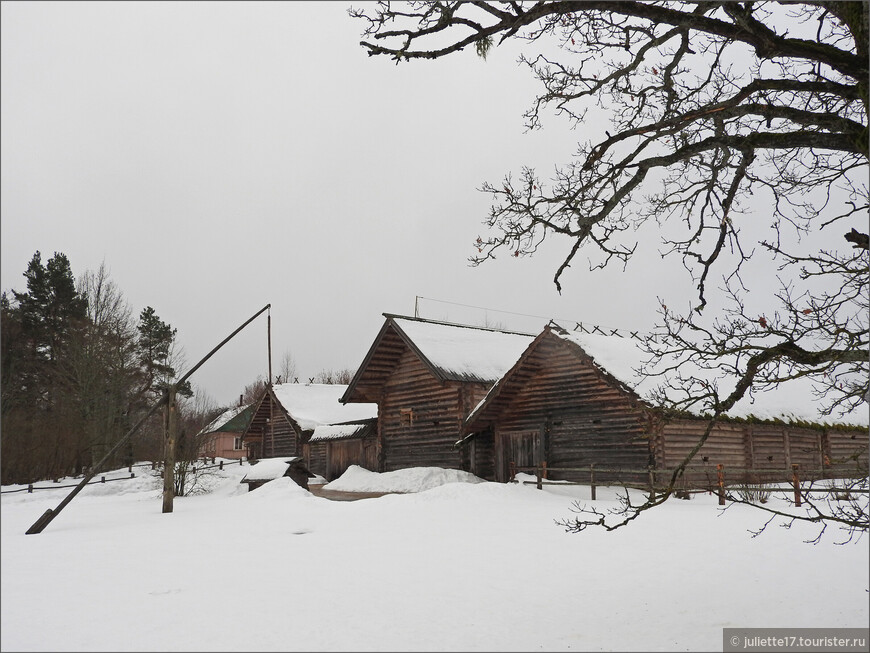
2 1 691 408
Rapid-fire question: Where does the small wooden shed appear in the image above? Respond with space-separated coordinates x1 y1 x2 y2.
340 314 534 473
242 382 378 467
307 419 378 481
462 322 868 485
240 457 312 491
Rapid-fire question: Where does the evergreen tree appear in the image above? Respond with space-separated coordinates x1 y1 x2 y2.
137 306 192 399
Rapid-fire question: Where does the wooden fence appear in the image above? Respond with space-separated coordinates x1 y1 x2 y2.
1 458 248 494
509 462 868 506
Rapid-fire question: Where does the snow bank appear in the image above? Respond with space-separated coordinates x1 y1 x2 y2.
324 465 485 493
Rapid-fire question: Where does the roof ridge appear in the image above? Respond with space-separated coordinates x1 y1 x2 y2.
383 312 535 336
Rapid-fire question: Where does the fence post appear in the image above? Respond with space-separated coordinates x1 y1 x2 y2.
509 461 516 482
792 464 801 507
536 465 543 490
542 461 548 480
590 464 596 501
716 464 725 506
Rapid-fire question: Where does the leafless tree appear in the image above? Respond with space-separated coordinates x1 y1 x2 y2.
276 349 298 384
351 1 868 540
242 376 267 404
312 368 356 384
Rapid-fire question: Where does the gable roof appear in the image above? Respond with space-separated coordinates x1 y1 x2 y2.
268 382 378 432
198 403 254 436
340 314 536 403
466 322 869 430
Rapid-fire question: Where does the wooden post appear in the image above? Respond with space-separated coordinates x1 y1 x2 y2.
792 464 801 507
542 461 548 480
648 466 656 501
716 464 725 506
509 461 516 482
536 464 543 490
163 386 178 514
590 464 596 501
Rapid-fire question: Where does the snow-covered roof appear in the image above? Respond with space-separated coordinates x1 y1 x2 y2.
309 423 371 442
552 325 868 427
271 383 378 431
391 316 535 384
240 457 301 483
198 404 251 435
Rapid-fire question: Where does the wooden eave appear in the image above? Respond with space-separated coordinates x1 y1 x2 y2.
340 314 451 404
463 325 648 434
241 384 305 443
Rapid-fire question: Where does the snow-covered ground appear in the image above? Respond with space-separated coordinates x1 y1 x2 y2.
2 461 867 652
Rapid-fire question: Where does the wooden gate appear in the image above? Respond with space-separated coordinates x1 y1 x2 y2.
495 430 540 482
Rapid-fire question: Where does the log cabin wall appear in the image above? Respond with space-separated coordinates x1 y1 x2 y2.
491 338 649 483
245 391 299 459
379 350 468 472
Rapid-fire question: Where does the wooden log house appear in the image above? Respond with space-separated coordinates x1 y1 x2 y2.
462 323 869 486
340 314 535 474
242 383 378 480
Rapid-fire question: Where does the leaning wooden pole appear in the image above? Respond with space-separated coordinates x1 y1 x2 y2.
25 393 170 534
26 304 271 534
162 386 178 513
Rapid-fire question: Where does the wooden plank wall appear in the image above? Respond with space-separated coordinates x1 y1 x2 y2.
657 419 866 484
492 339 649 483
325 438 379 480
826 427 868 468
305 441 327 478
379 350 468 472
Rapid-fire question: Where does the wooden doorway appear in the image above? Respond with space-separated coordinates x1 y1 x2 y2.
495 430 540 482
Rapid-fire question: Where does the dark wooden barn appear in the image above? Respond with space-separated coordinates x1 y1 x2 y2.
340 314 534 474
242 383 378 470
462 323 868 486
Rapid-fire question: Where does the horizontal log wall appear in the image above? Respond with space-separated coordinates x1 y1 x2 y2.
826 427 868 468
493 338 649 483
659 420 748 470
246 394 299 459
380 350 468 472
657 419 866 484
